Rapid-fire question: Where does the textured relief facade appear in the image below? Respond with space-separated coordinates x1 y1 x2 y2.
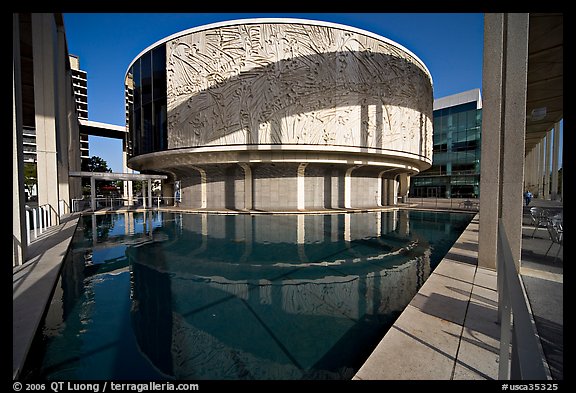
126 19 434 210
166 22 432 158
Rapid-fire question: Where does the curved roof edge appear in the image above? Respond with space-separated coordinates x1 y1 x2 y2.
124 17 433 85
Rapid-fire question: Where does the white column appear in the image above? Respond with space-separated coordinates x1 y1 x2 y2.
344 165 362 208
90 177 96 211
387 178 398 206
13 14 27 266
537 140 545 198
32 13 60 224
297 163 308 210
551 122 560 200
239 163 253 210
122 137 133 206
479 13 529 270
55 22 70 220
190 166 207 208
398 173 410 203
543 130 551 199
148 179 153 209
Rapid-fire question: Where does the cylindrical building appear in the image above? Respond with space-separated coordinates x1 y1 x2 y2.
125 18 433 211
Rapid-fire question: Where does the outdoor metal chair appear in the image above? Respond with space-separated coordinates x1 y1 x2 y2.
545 215 563 262
529 207 549 238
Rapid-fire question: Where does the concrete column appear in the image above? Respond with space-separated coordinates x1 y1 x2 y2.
297 163 308 210
543 130 551 199
344 165 362 208
122 138 133 206
531 148 537 192
90 177 96 211
538 140 545 198
239 163 253 210
387 178 398 206
479 13 529 271
551 122 560 200
398 173 410 203
382 177 389 206
190 166 207 208
13 13 27 266
148 179 152 209
55 23 70 219
142 181 146 208
32 13 60 224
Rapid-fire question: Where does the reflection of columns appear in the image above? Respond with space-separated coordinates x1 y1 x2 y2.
297 214 307 261
92 215 97 245
147 211 153 237
13 14 27 265
240 214 253 263
479 13 529 270
239 163 253 210
297 163 308 210
543 130 551 199
201 214 208 236
551 122 560 200
399 210 409 236
297 214 305 244
124 212 134 235
344 213 351 242
331 214 339 242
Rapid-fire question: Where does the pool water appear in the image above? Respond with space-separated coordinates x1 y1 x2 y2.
23 210 473 380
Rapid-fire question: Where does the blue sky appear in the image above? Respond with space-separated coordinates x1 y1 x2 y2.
62 13 561 173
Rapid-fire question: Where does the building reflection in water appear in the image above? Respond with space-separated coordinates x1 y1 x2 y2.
128 211 431 379
33 210 473 380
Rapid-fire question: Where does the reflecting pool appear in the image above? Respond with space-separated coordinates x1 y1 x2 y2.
24 210 474 380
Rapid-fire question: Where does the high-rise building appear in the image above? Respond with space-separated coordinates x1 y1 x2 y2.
410 89 482 199
69 54 90 167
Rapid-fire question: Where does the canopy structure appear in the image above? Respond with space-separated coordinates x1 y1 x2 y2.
69 171 167 211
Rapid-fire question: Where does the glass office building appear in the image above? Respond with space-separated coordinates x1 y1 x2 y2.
410 89 482 199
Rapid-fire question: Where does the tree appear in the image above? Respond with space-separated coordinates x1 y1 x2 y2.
82 156 115 196
23 163 37 200
83 156 113 173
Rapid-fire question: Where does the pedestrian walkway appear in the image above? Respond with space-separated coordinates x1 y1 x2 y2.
13 214 80 380
520 199 563 380
355 198 563 380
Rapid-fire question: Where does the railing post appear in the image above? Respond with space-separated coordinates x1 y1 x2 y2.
32 207 38 239
25 208 31 246
39 205 45 234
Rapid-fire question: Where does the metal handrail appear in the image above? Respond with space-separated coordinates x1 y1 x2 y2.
71 196 178 212
24 203 59 247
497 220 548 380
406 197 480 211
